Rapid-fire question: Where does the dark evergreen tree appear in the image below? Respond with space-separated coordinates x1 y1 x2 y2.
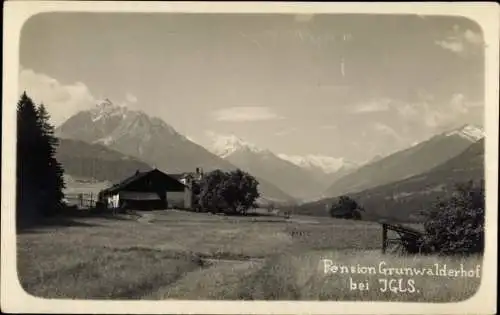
17 92 42 227
17 92 65 228
36 104 66 215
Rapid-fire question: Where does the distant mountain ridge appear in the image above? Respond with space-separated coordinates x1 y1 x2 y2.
56 138 153 183
56 100 235 173
208 133 271 158
295 138 485 222
55 100 295 203
322 124 484 198
277 154 358 174
206 133 340 199
208 133 357 175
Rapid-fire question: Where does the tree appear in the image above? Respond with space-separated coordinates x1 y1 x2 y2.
196 169 260 215
329 195 364 220
36 104 66 215
17 92 66 227
422 180 485 255
17 92 42 226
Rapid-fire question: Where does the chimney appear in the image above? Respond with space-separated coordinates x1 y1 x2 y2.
135 170 140 176
195 167 203 181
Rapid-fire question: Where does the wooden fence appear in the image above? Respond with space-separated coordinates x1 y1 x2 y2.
64 192 98 209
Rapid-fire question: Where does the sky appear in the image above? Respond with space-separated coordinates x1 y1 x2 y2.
19 13 485 163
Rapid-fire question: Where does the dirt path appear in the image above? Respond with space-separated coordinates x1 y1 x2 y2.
136 212 155 224
202 258 265 264
143 259 265 300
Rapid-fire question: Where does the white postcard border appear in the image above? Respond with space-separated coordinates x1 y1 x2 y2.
2 2 498 314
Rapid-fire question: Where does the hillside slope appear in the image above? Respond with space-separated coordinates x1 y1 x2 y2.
57 138 295 203
207 134 331 199
223 146 325 199
323 125 483 198
296 139 485 222
56 138 153 183
55 100 236 173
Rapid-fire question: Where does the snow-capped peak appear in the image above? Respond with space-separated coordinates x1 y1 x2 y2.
446 124 484 142
277 154 355 174
90 99 128 122
207 133 268 158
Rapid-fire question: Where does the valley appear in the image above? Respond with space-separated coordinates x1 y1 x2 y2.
55 100 485 222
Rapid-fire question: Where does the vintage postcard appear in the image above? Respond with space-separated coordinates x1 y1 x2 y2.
2 2 499 314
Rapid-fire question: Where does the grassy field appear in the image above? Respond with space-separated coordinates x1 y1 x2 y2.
17 210 482 301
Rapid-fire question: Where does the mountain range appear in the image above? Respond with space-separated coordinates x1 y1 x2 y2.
55 99 484 215
293 135 485 222
56 100 233 173
55 100 296 204
205 134 350 199
321 124 484 198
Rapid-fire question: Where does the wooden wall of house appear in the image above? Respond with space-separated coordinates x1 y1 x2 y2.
166 188 192 209
119 191 162 200
167 191 185 209
184 187 192 209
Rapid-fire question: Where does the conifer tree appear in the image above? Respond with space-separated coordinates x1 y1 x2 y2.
17 92 65 227
17 92 42 226
36 103 66 215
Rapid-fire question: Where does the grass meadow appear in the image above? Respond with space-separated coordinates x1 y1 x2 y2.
17 210 482 302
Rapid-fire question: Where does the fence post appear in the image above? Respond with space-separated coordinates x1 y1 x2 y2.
382 224 388 254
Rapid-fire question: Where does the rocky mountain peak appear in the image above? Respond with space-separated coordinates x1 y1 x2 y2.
90 99 128 122
208 134 268 158
445 124 484 142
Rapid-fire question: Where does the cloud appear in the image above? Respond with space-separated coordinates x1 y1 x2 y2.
427 93 480 127
435 26 484 56
125 93 138 104
435 39 464 53
18 68 97 126
395 103 419 119
463 29 483 45
400 92 484 130
351 99 392 113
352 92 483 137
373 122 400 138
211 106 284 122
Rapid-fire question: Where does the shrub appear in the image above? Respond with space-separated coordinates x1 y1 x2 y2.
196 169 260 215
329 195 364 220
422 180 485 255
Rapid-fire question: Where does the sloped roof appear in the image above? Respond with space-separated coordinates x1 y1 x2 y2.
103 171 150 194
169 173 189 180
101 168 185 195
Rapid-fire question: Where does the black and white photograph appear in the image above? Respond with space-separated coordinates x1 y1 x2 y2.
2 2 498 314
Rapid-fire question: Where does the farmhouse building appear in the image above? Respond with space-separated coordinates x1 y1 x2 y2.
98 168 187 210
169 167 204 209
